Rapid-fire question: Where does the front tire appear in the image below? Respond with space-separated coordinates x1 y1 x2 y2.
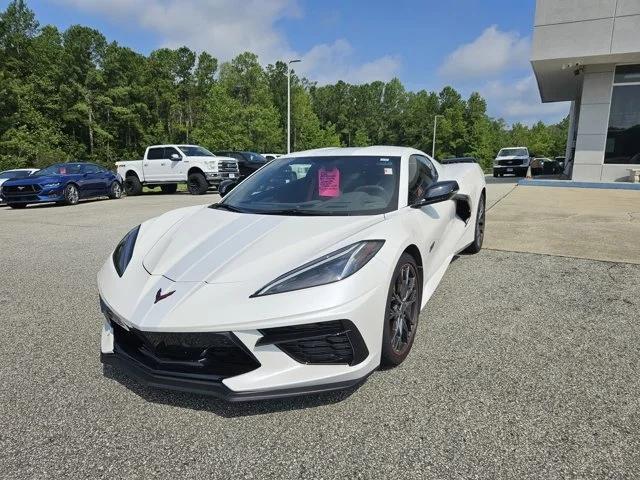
124 175 142 196
187 172 208 195
160 183 178 194
463 193 485 254
381 253 421 367
63 184 79 205
108 181 122 199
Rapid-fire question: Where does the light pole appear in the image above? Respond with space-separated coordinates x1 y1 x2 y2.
432 114 443 158
287 59 301 154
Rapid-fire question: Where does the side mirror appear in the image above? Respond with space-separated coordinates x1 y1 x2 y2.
170 153 181 161
411 180 459 208
218 179 239 197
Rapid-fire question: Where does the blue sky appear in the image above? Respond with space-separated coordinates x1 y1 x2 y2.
2 0 569 125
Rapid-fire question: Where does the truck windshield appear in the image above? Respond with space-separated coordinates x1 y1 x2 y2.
498 148 528 157
214 156 400 216
178 146 215 157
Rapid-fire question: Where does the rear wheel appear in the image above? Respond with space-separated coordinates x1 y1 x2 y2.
381 253 421 367
63 184 79 205
463 194 485 254
8 203 27 209
108 181 122 199
187 172 208 195
124 175 142 196
160 183 178 194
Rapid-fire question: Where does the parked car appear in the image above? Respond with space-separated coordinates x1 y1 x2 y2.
98 146 487 401
441 157 478 165
116 145 239 196
1 162 122 208
263 153 282 161
493 147 530 177
212 151 268 178
0 168 39 203
531 157 562 176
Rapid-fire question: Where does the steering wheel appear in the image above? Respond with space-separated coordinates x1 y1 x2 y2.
354 185 386 196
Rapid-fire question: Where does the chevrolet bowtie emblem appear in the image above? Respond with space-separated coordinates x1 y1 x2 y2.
17 186 25 190
154 288 176 304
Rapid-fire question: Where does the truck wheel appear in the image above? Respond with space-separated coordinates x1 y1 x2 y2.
187 172 208 195
124 175 142 196
160 184 178 194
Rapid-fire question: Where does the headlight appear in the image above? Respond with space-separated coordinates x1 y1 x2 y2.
253 240 384 297
205 161 218 171
43 182 62 188
112 225 140 277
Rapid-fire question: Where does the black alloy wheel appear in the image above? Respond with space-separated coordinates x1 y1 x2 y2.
381 253 421 367
187 172 208 195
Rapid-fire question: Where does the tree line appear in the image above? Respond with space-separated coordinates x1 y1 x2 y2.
0 0 568 172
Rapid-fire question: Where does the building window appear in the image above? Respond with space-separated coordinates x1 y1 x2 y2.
605 65 640 164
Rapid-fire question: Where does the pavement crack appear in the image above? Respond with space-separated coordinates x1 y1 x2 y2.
486 184 518 212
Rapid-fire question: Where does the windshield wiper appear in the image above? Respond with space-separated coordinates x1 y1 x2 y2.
210 203 247 213
257 208 328 216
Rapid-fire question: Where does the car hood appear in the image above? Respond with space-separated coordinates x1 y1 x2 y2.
142 206 385 284
2 175 63 186
496 155 528 160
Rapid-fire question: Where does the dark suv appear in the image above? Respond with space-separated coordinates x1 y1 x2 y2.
213 151 268 178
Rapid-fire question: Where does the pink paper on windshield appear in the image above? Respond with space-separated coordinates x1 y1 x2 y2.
318 167 340 197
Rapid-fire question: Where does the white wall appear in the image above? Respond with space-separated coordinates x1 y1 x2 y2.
572 65 614 181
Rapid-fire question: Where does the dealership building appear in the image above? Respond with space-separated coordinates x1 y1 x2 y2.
532 0 640 182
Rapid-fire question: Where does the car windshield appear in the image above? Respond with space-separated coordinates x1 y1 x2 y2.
0 170 33 179
498 148 528 157
216 155 400 216
178 146 215 157
34 164 82 176
246 152 267 163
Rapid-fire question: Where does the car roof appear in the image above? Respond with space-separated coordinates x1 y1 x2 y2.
286 146 424 158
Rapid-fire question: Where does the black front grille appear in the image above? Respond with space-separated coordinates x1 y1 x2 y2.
111 322 260 378
258 320 369 366
498 159 524 166
3 184 41 193
218 161 239 173
100 297 261 379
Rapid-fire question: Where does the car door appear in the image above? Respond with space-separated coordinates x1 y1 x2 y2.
79 164 103 197
164 146 185 181
143 147 166 182
405 154 456 281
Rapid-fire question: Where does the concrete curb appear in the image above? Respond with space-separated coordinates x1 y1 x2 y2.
517 179 640 191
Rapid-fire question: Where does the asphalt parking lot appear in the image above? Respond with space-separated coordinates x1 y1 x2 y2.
1 187 639 479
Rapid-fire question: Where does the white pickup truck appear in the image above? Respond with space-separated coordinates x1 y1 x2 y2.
116 145 239 195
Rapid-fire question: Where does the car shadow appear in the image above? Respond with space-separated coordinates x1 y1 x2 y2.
102 365 363 417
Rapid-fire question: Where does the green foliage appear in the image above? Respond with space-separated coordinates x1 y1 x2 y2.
0 0 569 171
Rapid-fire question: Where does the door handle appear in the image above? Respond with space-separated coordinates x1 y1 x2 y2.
160 163 165 166
143 163 149 166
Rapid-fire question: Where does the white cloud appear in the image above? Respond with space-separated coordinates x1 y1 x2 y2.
480 75 570 124
297 39 401 85
438 25 530 79
54 0 400 84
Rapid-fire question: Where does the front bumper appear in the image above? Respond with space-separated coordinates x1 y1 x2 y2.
1 189 64 204
98 255 389 400
493 165 528 175
205 172 240 186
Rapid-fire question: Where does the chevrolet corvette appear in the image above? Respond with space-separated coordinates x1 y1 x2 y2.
98 146 486 401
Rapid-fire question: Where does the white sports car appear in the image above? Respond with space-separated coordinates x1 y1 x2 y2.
98 147 486 401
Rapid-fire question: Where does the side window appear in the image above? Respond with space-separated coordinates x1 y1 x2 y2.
407 155 438 205
232 153 245 164
147 148 164 160
164 147 180 159
82 164 99 174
